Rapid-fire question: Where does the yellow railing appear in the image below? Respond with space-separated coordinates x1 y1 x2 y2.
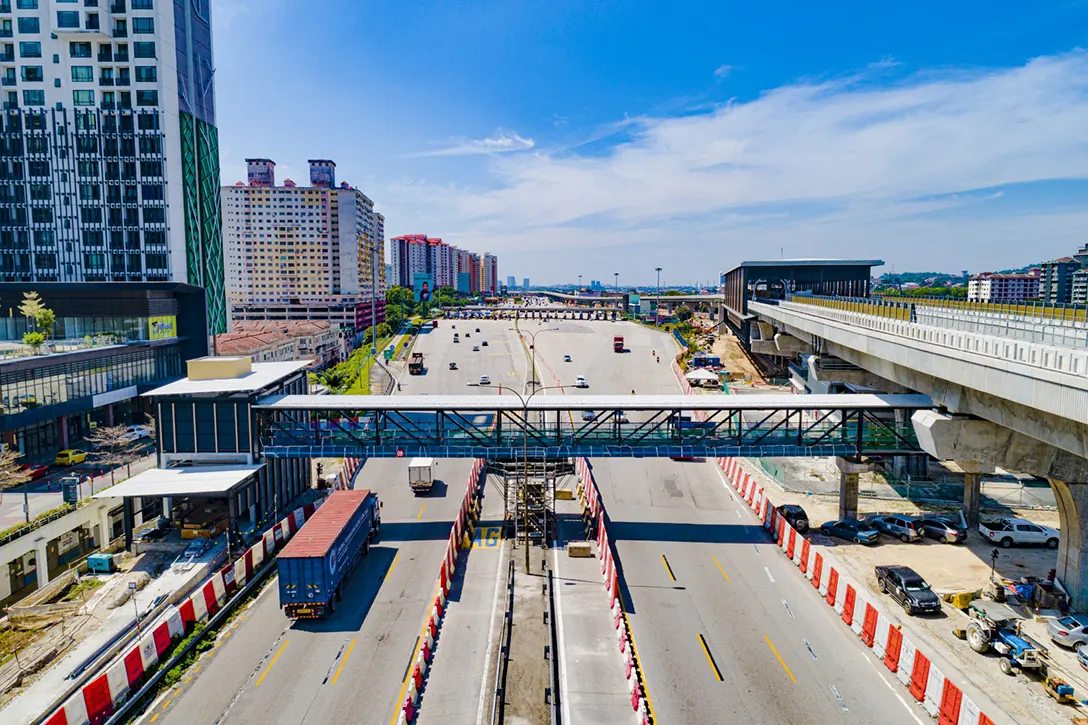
790 294 1088 324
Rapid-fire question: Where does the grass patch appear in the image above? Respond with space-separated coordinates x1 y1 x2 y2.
60 577 104 602
0 627 44 667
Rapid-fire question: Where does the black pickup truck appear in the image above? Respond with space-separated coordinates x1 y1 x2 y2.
875 565 941 616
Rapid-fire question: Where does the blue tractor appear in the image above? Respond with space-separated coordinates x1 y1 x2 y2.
966 600 1048 676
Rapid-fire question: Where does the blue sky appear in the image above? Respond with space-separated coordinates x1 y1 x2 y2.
212 1 1088 285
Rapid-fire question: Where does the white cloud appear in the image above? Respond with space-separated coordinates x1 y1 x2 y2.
418 129 535 157
382 52 1088 281
713 64 733 79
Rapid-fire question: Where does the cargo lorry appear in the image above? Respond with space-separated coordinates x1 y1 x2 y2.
409 352 425 375
277 489 381 618
613 335 624 352
408 457 436 494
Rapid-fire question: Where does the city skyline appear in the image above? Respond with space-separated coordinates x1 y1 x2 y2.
212 1 1088 284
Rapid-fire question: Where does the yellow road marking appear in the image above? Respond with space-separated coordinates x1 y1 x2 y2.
712 555 731 583
384 553 400 583
162 700 171 709
416 503 427 520
698 634 724 681
255 640 289 687
330 638 357 685
765 635 796 682
661 554 676 582
149 716 158 723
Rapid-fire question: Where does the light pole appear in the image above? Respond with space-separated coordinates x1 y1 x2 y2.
614 272 619 293
523 327 558 390
655 267 662 327
370 238 378 357
498 384 567 572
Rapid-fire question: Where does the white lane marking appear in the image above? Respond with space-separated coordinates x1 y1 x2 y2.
830 684 848 711
804 639 818 660
735 510 742 519
475 540 508 725
765 567 775 583
553 549 572 725
782 599 794 619
863 653 926 725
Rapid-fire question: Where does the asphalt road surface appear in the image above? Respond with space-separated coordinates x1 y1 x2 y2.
146 320 524 725
532 320 932 724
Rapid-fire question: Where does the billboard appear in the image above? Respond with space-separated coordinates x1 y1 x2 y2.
457 272 471 294
148 315 177 340
413 273 433 303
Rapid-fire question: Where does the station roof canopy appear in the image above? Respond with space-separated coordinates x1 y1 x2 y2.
731 258 884 270
256 393 933 412
144 360 311 397
93 464 264 499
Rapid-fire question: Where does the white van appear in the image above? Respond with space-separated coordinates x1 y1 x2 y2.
408 457 436 494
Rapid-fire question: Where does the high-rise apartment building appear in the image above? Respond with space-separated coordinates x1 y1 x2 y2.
507 275 515 289
523 277 530 289
0 0 227 333
482 253 498 295
1040 243 1088 304
389 234 495 294
222 158 385 313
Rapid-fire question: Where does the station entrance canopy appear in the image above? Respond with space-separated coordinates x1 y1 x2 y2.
254 393 932 460
93 464 265 500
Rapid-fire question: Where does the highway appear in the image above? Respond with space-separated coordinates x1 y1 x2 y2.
532 320 932 724
145 320 523 725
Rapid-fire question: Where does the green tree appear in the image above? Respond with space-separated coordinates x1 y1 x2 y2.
85 424 136 488
0 446 29 509
385 303 407 332
662 290 683 297
18 291 45 325
36 307 55 340
386 286 415 309
675 305 694 322
22 331 45 353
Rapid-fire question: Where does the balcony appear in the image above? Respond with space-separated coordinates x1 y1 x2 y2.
97 51 111 62
110 0 126 12
115 76 128 86
0 52 12 63
112 27 126 38
114 50 128 61
99 77 113 86
1 77 13 87
0 2 10 13
0 29 11 39
86 17 100 31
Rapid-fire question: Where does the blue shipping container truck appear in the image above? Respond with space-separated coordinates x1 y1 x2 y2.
277 489 381 618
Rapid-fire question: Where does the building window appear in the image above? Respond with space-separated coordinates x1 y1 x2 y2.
22 89 43 106
19 41 40 58
132 17 153 34
143 207 164 224
73 89 94 106
20 66 42 82
134 65 156 83
71 65 92 82
69 41 91 58
56 11 80 29
136 112 158 130
132 0 153 8
132 41 154 58
16 0 39 9
17 17 40 34
135 89 156 106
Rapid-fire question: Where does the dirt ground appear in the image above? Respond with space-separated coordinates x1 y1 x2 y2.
693 314 765 382
739 462 1084 725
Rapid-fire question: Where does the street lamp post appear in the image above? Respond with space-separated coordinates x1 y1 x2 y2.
614 272 619 293
524 327 558 390
498 384 567 572
655 267 663 326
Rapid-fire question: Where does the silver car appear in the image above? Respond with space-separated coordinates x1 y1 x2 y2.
1048 615 1088 648
863 515 921 543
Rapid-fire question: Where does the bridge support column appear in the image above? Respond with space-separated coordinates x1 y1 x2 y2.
957 461 992 528
1051 479 1088 611
835 458 870 520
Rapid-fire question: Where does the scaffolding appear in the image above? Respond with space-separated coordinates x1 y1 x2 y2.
487 458 575 545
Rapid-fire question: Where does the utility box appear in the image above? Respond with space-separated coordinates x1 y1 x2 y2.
87 553 116 574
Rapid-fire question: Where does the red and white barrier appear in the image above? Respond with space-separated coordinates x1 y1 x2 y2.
43 496 328 725
713 457 996 725
399 458 487 724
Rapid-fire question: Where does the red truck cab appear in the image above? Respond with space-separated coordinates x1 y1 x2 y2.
613 336 624 352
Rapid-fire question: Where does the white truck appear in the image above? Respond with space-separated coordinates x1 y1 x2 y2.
408 457 436 495
978 518 1060 549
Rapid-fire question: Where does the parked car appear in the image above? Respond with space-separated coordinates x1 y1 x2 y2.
138 528 168 543
864 514 921 542
1078 643 1088 672
184 539 209 558
482 340 489 347
915 517 968 544
819 519 880 545
978 518 1060 549
54 449 87 466
479 375 491 385
776 504 810 533
563 354 572 362
581 410 596 422
574 375 588 388
475 328 481 333
122 424 153 442
449 362 457 370
17 463 49 481
473 345 480 352
875 565 941 615
1048 615 1088 648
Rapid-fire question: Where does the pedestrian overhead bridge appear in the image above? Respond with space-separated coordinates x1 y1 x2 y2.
254 393 933 460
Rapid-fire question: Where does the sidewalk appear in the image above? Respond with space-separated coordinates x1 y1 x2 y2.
551 496 631 725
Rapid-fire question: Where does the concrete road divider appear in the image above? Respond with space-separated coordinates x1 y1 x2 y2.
716 457 998 725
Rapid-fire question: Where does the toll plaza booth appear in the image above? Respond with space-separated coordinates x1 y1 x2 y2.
94 465 264 549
